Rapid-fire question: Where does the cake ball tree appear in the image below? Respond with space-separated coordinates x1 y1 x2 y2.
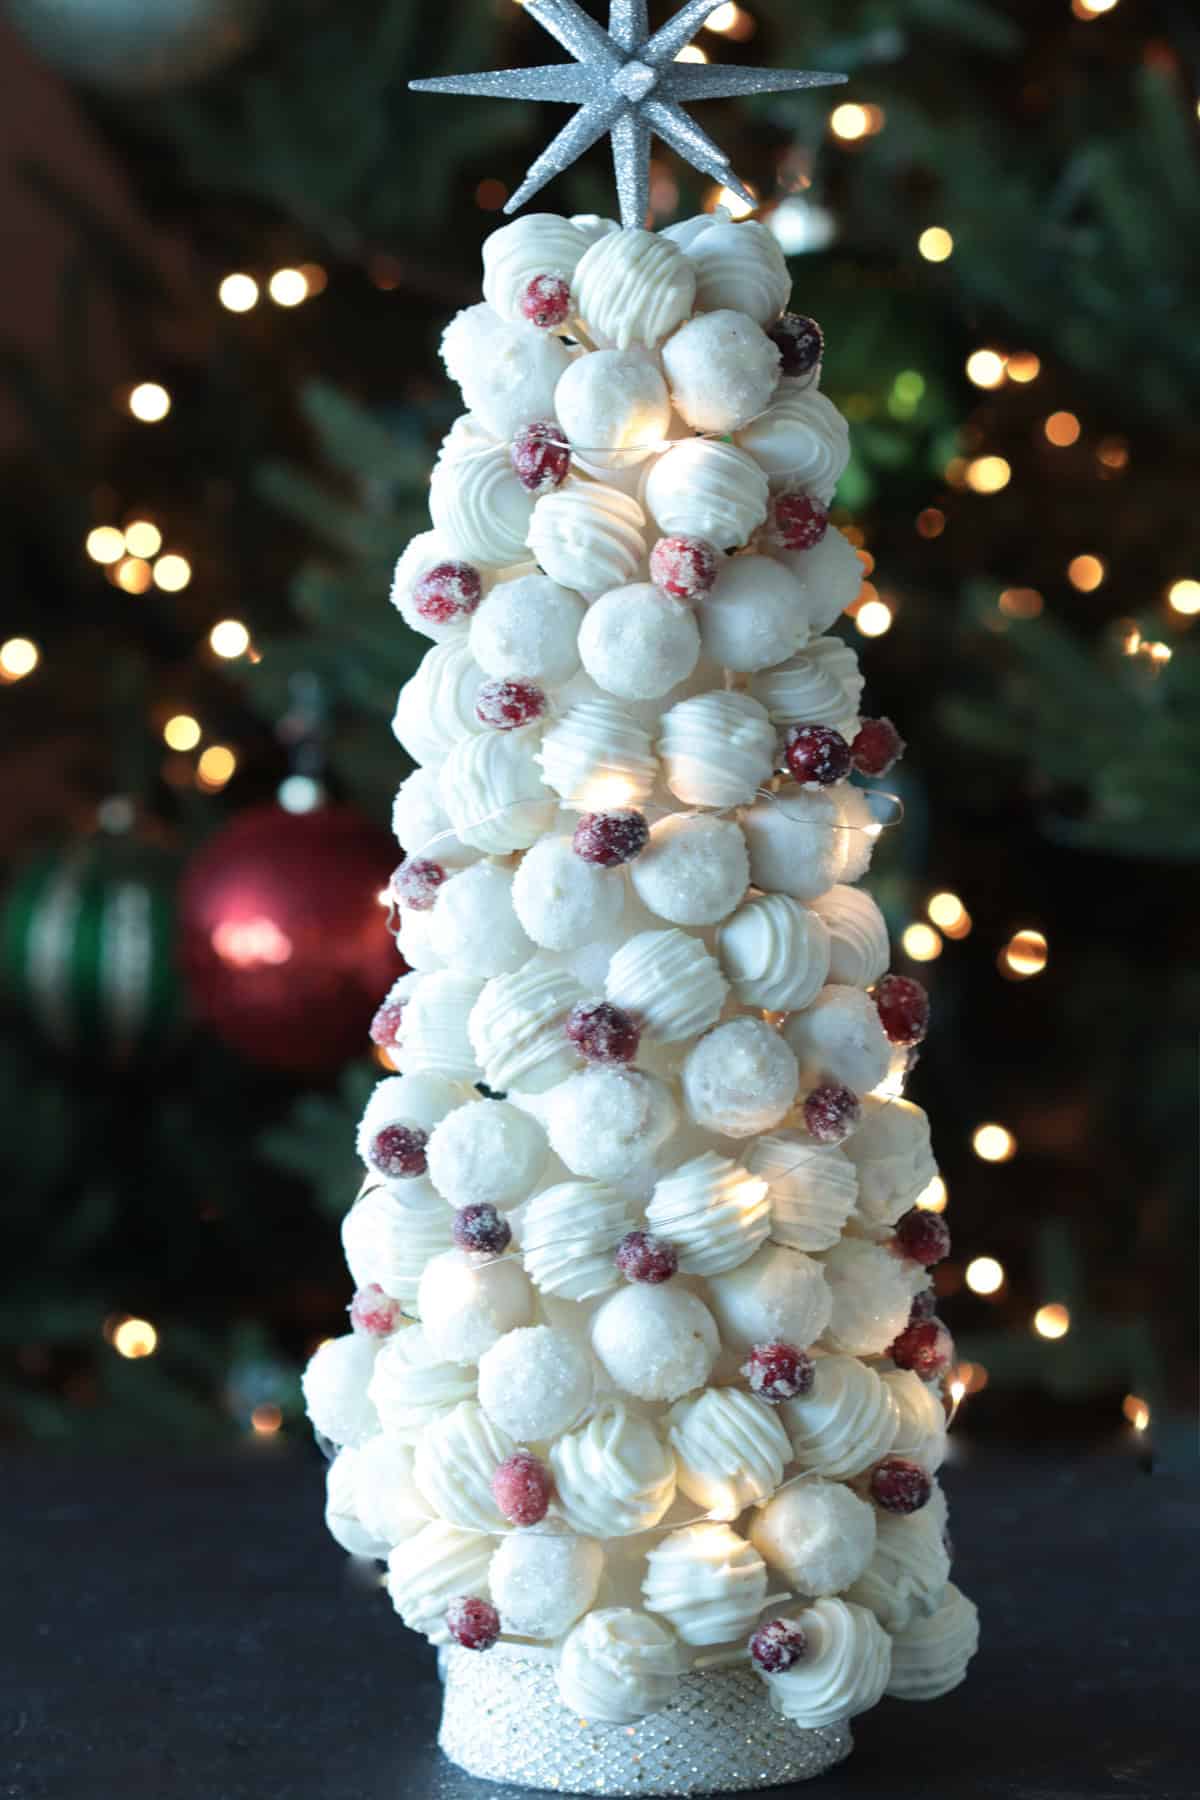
302 8 977 1791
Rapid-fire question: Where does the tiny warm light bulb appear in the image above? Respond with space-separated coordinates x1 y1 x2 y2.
219 272 259 312
675 44 708 62
1033 1302 1070 1339
1067 554 1106 592
1006 351 1041 384
965 349 1007 389
209 618 251 659
918 227 954 262
197 745 237 789
0 637 40 681
1072 0 1118 16
115 557 153 595
1167 579 1200 616
830 102 870 141
966 456 1011 495
163 713 201 752
1002 928 1049 978
128 382 171 423
86 526 125 564
1044 411 1081 447
915 1175 948 1213
972 1124 1017 1164
855 599 893 638
902 922 943 962
712 184 757 221
1122 1394 1150 1431
268 267 309 306
123 520 162 559
705 2 741 29
251 1402 283 1435
927 891 971 937
965 1255 1005 1296
154 554 192 592
113 1317 158 1358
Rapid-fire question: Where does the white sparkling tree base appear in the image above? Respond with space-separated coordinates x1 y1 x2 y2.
439 1644 853 1795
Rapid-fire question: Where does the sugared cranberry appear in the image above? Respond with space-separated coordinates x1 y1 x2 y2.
492 1451 553 1527
742 1342 815 1404
875 973 930 1047
369 996 406 1051
511 421 571 495
803 1084 862 1146
766 312 824 380
785 724 852 787
573 809 650 868
476 677 547 731
413 561 483 627
870 1455 934 1515
616 1230 678 1285
851 716 906 778
566 1000 641 1065
750 1618 809 1674
370 1124 429 1180
889 1316 955 1381
772 492 829 552
649 534 720 601
909 1286 938 1323
446 1596 500 1652
521 274 571 330
894 1207 951 1267
453 1203 512 1257
391 856 446 912
349 1283 405 1337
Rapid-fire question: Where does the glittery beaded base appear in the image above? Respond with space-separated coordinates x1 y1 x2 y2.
438 1645 853 1796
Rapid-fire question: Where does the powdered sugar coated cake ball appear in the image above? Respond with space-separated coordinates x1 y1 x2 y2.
658 689 776 809
392 765 479 869
526 481 647 600
820 1236 926 1357
630 812 749 926
302 1333 380 1448
578 583 700 701
390 529 482 643
490 1531 605 1640
707 1241 832 1352
682 1018 799 1138
572 228 696 350
644 439 769 551
469 573 586 687
683 218 792 326
481 213 590 324
554 350 671 470
784 984 892 1096
769 525 866 637
590 1282 720 1403
427 1098 547 1213
546 1065 679 1182
512 834 624 951
741 785 845 902
355 1072 465 1178
418 1248 535 1366
427 861 533 977
478 1324 594 1440
662 310 781 434
843 1095 938 1225
440 303 571 441
694 553 807 673
751 1476 877 1597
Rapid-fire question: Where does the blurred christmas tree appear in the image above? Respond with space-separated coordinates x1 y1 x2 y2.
0 0 1194 1450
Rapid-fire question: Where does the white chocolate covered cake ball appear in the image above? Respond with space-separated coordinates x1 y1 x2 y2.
386 1519 496 1645
392 638 485 768
342 1187 455 1311
644 439 769 550
662 310 781 434
413 1400 514 1533
579 583 701 702
684 219 791 325
667 1385 791 1519
781 1354 900 1481
748 639 862 737
681 1018 799 1138
478 1324 594 1440
707 1242 832 1352
718 893 831 1013
883 1368 948 1474
427 861 533 977
427 1098 547 1213
490 1531 605 1640
367 1326 476 1443
430 443 535 569
741 785 845 903
469 962 585 1094
631 812 749 926
557 1607 684 1725
355 1071 464 1183
885 1583 979 1700
694 553 807 673
658 690 776 809
834 782 879 884
646 1152 771 1276
819 1235 926 1357
760 1598 892 1728
770 524 866 636
418 1249 535 1365
555 349 671 469
302 1333 379 1448
526 481 647 599
844 1096 939 1225
591 1282 720 1403
550 1400 676 1537
546 1066 678 1182
573 228 696 350
353 1434 431 1549
521 1180 637 1301
399 970 484 1083
482 213 590 324
784 984 892 1097
810 885 890 988
469 573 586 687
744 1133 859 1254
538 697 658 808
439 729 557 855
606 928 727 1043
643 1522 769 1646
736 386 851 502
440 303 570 441
751 1476 877 1598
845 1501 952 1633
512 834 624 951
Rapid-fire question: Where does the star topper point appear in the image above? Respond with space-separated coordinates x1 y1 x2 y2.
410 0 846 229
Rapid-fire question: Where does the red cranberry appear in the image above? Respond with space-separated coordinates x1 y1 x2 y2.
785 724 852 787
615 1230 678 1285
851 716 906 778
521 274 571 330
803 1084 863 1146
491 1451 553 1527
566 1000 641 1065
446 1596 500 1652
391 857 447 912
750 1618 809 1674
573 809 650 868
772 492 829 552
875 973 930 1047
511 421 571 495
894 1208 951 1267
742 1342 815 1404
476 677 547 731
909 1286 938 1323
413 561 483 627
870 1455 934 1515
649 534 719 601
889 1317 955 1382
453 1204 512 1256
369 995 406 1051
766 313 824 380
348 1283 404 1337
369 1124 429 1180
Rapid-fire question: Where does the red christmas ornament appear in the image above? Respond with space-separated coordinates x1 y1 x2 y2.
179 803 399 1075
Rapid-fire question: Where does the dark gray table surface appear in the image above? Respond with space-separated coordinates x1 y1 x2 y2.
5 1439 1197 1800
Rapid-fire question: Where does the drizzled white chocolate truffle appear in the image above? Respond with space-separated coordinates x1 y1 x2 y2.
643 1522 769 1646
667 1386 791 1519
430 444 535 569
886 1583 979 1700
647 1151 771 1276
750 1476 877 1598
631 812 749 927
368 1326 476 1443
844 1096 939 1225
550 1401 676 1538
658 689 776 809
591 1283 720 1403
810 885 890 988
605 928 728 1044
747 638 862 736
784 984 892 1097
546 1066 679 1183
684 219 791 326
761 1598 892 1728
682 1017 799 1139
644 439 769 550
478 1324 594 1441
413 1400 514 1533
521 1180 638 1301
557 1607 684 1725
418 1249 535 1365
883 1368 948 1474
482 213 590 323
845 1500 952 1633
662 310 781 434
781 1353 899 1480
342 1186 455 1310
386 1519 496 1645
326 1455 385 1559
737 387 851 503
526 481 647 599
440 303 571 441
579 583 700 701
428 861 533 978
469 962 585 1094
301 1333 379 1448
819 1235 926 1358
707 1242 832 1353
718 893 831 1013
740 786 845 903
693 553 807 674
427 1098 548 1214
392 638 485 768
538 697 658 808
439 729 557 855
512 835 624 951
400 970 484 1084
490 1531 605 1640
573 228 696 350
469 573 586 687
744 1133 858 1254
353 1433 432 1548
555 349 671 470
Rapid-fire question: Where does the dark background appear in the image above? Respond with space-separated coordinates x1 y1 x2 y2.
0 0 1195 1461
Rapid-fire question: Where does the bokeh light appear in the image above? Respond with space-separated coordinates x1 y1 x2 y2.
973 1124 1017 1163
966 1256 1005 1295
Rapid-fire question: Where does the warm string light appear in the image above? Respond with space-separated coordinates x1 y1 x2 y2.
154 554 192 593
163 713 201 752
219 273 259 312
86 526 125 565
915 1175 948 1213
1000 929 1049 979
901 922 943 962
927 892 972 939
115 557 153 595
830 102 885 142
1122 1394 1150 1432
675 44 708 63
128 382 171 423
965 349 1006 390
0 637 40 682
965 1255 1005 1296
123 520 162 559
709 183 758 221
998 588 1044 620
965 455 1011 495
855 597 893 637
111 1316 158 1358
918 226 954 262
1072 0 1119 17
1167 579 1200 617
1033 1303 1070 1339
197 745 237 791
1043 411 1081 447
972 1124 1017 1163
209 619 251 659
251 1402 283 1435
1067 554 1106 592
1006 351 1041 384
268 268 309 306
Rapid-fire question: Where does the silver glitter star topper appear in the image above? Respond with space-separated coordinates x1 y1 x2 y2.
410 0 846 229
